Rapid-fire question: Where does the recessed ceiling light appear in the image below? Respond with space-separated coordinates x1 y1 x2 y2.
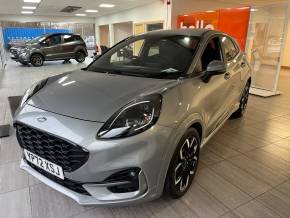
99 3 115 8
206 10 215 13
75 13 87 16
22 6 37 9
23 0 41 3
85 9 99 13
21 11 34 14
250 8 258 12
183 14 189 16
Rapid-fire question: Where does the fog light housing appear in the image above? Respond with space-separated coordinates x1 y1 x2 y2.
105 168 141 193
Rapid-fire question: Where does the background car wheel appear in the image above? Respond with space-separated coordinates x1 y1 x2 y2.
231 81 251 118
75 51 86 63
165 128 200 198
30 54 44 67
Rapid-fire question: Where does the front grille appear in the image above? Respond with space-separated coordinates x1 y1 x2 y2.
27 162 90 195
16 123 89 172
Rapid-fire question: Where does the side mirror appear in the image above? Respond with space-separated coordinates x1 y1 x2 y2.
41 41 48 47
206 60 226 75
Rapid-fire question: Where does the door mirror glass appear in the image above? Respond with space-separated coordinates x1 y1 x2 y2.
40 41 48 47
206 60 226 75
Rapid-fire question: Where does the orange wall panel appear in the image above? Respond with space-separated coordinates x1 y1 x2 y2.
177 7 250 51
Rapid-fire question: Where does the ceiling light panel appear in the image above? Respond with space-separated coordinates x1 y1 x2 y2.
22 6 37 9
23 0 41 3
21 11 34 14
75 13 87 16
99 3 115 8
85 9 99 13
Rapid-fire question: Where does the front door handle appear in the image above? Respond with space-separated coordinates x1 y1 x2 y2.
224 72 231 80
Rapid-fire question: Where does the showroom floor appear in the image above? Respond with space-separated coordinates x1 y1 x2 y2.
1 59 290 218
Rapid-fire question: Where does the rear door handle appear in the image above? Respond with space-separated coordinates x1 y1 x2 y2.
224 72 231 80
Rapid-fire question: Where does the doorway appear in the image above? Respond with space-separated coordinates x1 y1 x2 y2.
99 25 110 47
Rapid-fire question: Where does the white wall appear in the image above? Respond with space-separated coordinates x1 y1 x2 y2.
0 14 95 23
95 1 171 46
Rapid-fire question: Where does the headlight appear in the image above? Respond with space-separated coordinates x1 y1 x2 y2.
97 94 162 139
20 79 48 107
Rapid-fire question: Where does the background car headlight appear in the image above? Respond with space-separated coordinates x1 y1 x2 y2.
97 94 162 139
20 79 48 107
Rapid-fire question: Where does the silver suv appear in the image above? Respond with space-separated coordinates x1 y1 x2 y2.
10 33 88 67
14 29 251 205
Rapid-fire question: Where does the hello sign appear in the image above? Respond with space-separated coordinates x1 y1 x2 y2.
178 7 250 51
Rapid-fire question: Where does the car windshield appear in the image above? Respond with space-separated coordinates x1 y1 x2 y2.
87 35 200 78
28 35 47 44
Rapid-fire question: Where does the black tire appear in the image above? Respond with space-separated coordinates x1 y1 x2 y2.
75 51 86 63
20 62 29 66
231 81 250 118
165 128 200 198
30 54 44 67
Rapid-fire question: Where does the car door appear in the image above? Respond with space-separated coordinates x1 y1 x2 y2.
196 36 234 137
40 34 62 60
220 35 243 108
60 34 76 59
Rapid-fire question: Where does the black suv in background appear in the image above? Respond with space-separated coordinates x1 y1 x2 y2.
10 33 88 67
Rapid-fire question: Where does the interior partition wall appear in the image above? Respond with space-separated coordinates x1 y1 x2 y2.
245 2 290 96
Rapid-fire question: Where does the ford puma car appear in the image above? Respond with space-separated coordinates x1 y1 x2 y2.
14 30 251 205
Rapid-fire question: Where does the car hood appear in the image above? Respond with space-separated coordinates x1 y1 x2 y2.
27 70 177 122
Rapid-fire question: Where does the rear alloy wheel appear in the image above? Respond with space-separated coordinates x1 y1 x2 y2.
165 128 200 198
75 51 86 63
30 54 44 67
232 81 250 118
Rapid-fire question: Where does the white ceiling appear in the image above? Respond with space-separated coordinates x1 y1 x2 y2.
0 0 159 17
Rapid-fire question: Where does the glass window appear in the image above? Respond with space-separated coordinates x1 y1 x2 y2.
44 35 61 46
199 37 223 71
147 23 163 32
221 36 239 61
63 35 75 43
87 35 199 78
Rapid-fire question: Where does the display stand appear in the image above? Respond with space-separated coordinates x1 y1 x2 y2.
250 87 282 97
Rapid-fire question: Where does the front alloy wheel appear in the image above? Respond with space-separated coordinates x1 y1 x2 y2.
30 54 44 67
165 128 200 198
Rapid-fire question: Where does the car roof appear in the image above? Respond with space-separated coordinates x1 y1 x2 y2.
45 33 78 37
138 29 221 38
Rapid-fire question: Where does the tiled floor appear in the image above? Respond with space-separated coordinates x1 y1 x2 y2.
1 58 290 218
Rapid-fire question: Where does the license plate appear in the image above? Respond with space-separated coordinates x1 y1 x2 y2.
24 149 64 180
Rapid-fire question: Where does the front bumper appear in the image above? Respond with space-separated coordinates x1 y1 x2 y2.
10 52 30 63
20 159 150 205
15 104 175 205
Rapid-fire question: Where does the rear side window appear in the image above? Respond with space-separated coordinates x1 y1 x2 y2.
63 35 75 43
74 35 82 41
221 36 239 61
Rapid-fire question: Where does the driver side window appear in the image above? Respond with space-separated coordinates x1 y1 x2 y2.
195 37 223 73
43 35 61 47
